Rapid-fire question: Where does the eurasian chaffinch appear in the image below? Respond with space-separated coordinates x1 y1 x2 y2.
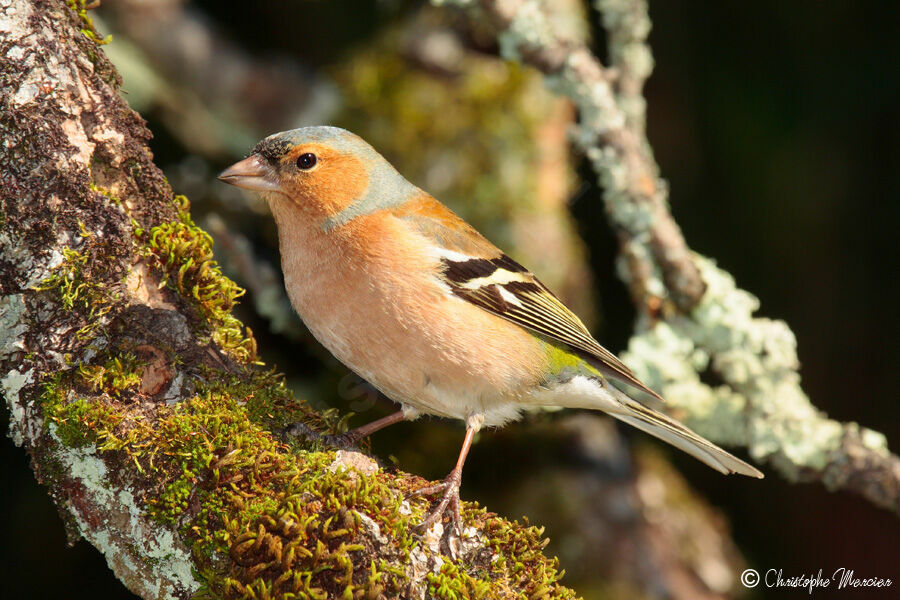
219 126 763 531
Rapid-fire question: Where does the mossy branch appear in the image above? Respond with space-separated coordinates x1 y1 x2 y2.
436 0 900 514
0 1 580 598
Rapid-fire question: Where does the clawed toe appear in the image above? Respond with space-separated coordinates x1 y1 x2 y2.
409 470 463 532
407 424 478 536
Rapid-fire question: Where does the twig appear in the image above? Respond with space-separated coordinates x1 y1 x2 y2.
99 0 339 157
470 0 706 312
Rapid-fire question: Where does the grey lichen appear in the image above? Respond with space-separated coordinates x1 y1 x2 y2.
496 1 558 63
623 255 888 475
0 293 28 358
437 0 899 512
595 0 654 131
48 425 198 600
2 367 33 447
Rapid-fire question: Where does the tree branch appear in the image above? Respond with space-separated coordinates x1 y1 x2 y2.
0 2 582 598
472 0 706 312
98 0 338 158
438 0 900 514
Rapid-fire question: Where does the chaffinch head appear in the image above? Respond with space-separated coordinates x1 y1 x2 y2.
220 126 762 531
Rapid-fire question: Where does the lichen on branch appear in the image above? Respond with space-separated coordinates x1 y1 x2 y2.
438 0 900 514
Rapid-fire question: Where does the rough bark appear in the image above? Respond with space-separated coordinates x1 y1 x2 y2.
0 2 580 598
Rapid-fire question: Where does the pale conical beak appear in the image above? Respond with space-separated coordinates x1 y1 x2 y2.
218 155 281 192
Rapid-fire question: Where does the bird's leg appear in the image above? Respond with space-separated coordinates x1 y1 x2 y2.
284 410 406 450
411 420 478 533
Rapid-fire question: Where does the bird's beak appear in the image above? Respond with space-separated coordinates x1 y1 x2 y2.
218 155 281 192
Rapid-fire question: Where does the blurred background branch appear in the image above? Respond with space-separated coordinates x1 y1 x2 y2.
443 0 899 515
100 0 339 158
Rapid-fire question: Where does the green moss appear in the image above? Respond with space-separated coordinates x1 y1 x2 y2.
135 195 257 363
217 459 414 599
427 562 493 599
33 247 91 311
34 195 577 599
40 373 124 448
90 182 122 207
65 0 112 45
77 353 144 397
32 233 121 339
40 354 577 598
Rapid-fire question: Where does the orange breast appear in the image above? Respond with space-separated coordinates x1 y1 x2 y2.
268 195 547 421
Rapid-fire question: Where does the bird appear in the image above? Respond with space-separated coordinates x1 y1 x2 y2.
218 126 763 531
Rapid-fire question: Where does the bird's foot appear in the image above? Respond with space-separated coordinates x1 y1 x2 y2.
282 422 361 451
409 468 463 533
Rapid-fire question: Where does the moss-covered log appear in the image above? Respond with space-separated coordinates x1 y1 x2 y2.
0 1 580 598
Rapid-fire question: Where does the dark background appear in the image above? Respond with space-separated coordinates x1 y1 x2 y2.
2 1 897 597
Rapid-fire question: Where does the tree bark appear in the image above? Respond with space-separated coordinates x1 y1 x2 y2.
0 2 580 598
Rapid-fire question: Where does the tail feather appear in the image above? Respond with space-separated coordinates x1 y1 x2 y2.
606 386 763 478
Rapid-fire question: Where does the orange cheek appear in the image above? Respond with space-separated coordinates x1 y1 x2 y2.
293 154 370 218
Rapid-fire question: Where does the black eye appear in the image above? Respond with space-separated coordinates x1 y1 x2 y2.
296 153 317 170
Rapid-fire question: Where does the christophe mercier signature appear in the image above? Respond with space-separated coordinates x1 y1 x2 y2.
758 568 893 593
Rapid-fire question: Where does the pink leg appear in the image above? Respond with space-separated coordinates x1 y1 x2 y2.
411 424 477 532
286 410 405 448
342 410 406 442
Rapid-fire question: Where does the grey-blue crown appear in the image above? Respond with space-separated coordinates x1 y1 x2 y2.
252 126 377 163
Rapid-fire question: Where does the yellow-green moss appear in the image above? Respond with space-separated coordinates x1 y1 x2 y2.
135 195 257 363
77 353 144 397
33 246 91 310
427 561 493 599
90 182 122 207
40 353 578 598
478 516 574 599
32 232 122 339
65 0 112 45
35 195 578 599
40 373 124 447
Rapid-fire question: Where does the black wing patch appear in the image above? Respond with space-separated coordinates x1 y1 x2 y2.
442 255 529 284
441 254 663 402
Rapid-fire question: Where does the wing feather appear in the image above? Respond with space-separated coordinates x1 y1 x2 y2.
440 253 663 401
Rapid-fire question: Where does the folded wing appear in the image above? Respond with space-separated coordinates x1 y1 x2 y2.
439 252 664 402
